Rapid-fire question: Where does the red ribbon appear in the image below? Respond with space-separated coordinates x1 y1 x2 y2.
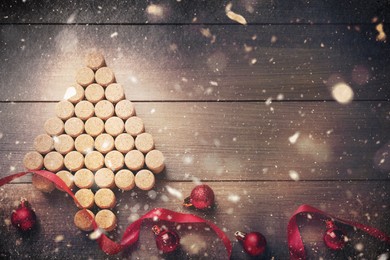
0 170 232 258
288 204 390 260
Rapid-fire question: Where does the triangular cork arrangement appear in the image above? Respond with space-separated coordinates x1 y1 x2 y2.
23 51 165 232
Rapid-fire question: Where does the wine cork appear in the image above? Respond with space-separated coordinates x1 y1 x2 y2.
124 150 144 171
134 169 155 191
135 133 154 153
145 150 165 174
55 100 75 120
53 134 74 155
84 151 104 171
95 188 116 209
75 189 95 209
94 100 114 120
114 133 134 153
95 67 115 87
115 100 135 120
75 134 94 154
95 209 116 232
104 117 124 137
95 168 115 188
85 117 105 137
74 209 95 231
66 84 85 104
74 168 94 189
105 150 124 171
64 151 84 172
95 134 115 154
56 170 74 190
43 151 64 172
44 117 64 136
76 67 95 87
85 83 105 104
115 169 135 191
84 117 104 137
33 134 54 154
64 117 84 137
105 83 125 103
75 101 95 120
85 51 105 71
32 173 55 193
23 151 44 170
125 116 144 137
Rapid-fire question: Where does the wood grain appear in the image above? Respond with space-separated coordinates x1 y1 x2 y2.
0 25 388 102
0 0 388 24
0 2 389 259
1 102 389 181
0 182 388 259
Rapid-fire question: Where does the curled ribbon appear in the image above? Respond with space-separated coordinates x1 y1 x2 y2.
288 204 390 260
0 170 232 258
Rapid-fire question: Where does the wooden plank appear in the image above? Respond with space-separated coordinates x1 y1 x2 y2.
0 181 388 259
1 102 389 181
0 0 389 24
0 24 389 102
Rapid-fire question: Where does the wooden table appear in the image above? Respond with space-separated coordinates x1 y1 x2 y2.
0 1 389 259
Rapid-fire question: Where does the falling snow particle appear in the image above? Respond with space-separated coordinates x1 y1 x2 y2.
289 132 300 144
271 35 277 43
265 97 272 106
66 11 78 23
55 235 64 243
289 170 300 181
166 185 183 199
376 23 387 42
355 242 364 251
226 11 247 25
63 87 76 100
228 194 240 203
89 228 104 240
209 81 218 86
276 94 284 100
326 129 334 135
378 253 389 260
180 234 207 255
0 132 3 139
331 83 354 104
146 4 164 17
110 32 118 38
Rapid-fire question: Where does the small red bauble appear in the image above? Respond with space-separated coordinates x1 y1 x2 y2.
11 198 37 232
152 225 180 254
323 221 346 250
235 231 267 256
183 184 215 210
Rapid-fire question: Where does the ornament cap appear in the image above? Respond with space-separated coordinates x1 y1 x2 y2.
235 231 247 241
152 225 162 235
183 196 193 208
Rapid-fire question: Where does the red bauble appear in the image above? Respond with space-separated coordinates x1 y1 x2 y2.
152 225 180 254
11 199 37 232
183 184 215 210
235 231 267 256
323 221 346 250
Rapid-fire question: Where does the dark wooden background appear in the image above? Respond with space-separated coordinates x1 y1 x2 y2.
0 0 389 259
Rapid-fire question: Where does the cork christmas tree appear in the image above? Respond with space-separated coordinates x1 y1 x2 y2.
23 51 165 232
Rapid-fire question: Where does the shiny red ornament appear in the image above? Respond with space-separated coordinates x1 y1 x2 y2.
183 184 215 210
11 198 37 232
152 225 180 254
323 221 346 250
235 231 267 256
